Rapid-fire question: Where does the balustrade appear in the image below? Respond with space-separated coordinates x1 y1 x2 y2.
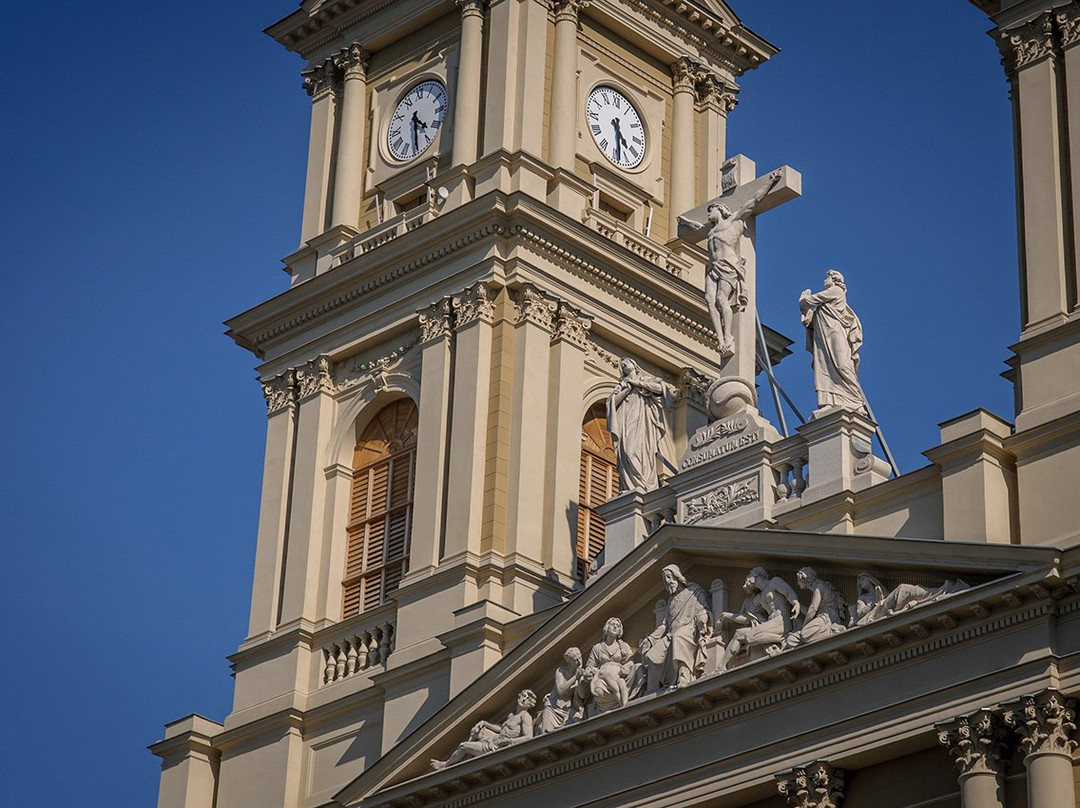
773 444 809 500
320 617 396 686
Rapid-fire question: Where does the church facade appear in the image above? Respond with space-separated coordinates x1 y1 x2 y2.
151 2 1080 808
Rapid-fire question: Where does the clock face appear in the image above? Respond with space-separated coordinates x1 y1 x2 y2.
586 86 646 169
387 79 448 162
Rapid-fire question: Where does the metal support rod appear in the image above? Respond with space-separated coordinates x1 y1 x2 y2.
857 388 900 478
756 315 801 435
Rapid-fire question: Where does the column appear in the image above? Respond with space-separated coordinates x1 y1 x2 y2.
668 57 699 238
549 0 585 171
1058 4 1080 309
408 299 454 575
299 59 339 244
330 44 371 229
775 761 846 808
452 0 485 168
277 357 338 626
936 708 1008 808
247 372 296 639
695 72 737 201
998 14 1071 328
543 303 590 580
1004 689 1078 808
443 283 497 562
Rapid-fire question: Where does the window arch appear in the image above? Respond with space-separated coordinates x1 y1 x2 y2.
576 402 619 583
342 398 418 618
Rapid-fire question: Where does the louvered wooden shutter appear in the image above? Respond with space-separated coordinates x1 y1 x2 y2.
575 404 619 583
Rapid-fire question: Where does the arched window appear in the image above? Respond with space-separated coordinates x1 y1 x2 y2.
576 402 619 583
343 399 418 618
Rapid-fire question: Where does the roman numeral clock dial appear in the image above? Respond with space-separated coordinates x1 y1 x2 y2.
386 79 448 162
586 86 645 170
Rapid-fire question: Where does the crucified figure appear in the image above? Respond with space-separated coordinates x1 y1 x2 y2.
705 169 782 358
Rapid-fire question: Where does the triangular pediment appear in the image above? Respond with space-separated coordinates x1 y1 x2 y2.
336 527 1061 806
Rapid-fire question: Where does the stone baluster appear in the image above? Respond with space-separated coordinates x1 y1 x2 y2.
776 761 845 808
345 639 359 676
776 462 793 499
358 631 372 670
324 647 337 685
792 458 807 495
335 644 348 680
379 622 394 663
1003 689 1078 808
936 708 1008 808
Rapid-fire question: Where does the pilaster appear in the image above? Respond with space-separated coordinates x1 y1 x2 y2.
1003 689 1078 808
936 708 1008 808
300 58 339 245
1057 3 1080 311
695 72 737 201
549 0 586 171
331 44 371 229
149 715 222 808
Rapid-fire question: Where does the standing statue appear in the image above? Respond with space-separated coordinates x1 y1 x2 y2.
431 690 537 769
537 647 586 733
799 269 866 412
718 567 800 671
585 617 645 714
641 564 712 690
705 170 783 358
785 567 847 647
607 358 667 493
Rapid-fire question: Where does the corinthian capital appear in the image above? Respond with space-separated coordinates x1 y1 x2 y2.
334 43 371 81
262 371 296 415
776 762 845 808
452 282 497 328
551 0 588 24
418 298 453 344
697 72 738 113
1057 5 1080 49
671 56 703 93
936 708 1008 778
455 0 486 20
998 12 1055 76
302 58 339 99
513 284 558 331
295 356 334 399
552 303 591 348
1004 689 1078 757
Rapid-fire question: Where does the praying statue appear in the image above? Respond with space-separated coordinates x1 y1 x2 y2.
607 358 667 493
799 269 866 413
641 564 712 690
431 690 537 769
705 169 783 358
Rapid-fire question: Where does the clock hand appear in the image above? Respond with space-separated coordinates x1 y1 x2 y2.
612 117 627 162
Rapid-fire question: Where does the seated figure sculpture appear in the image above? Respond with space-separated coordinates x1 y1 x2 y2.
430 690 537 770
785 567 847 648
585 617 645 713
719 567 800 671
641 564 712 691
537 647 586 733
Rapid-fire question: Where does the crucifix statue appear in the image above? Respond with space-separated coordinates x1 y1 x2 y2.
678 155 801 419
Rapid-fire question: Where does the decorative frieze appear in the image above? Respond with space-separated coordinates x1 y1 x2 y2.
776 762 845 808
334 43 370 80
683 478 759 524
513 284 558 331
998 13 1055 75
418 298 453 344
937 708 1008 777
1003 689 1078 757
452 282 496 328
551 304 591 348
295 356 333 399
334 343 416 392
262 371 296 415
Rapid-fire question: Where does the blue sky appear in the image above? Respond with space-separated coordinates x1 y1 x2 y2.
0 1 1012 805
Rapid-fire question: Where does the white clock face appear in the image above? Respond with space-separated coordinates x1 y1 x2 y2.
586 86 646 169
387 79 448 162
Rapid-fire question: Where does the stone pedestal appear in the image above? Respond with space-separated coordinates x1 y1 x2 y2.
797 407 889 504
595 490 648 571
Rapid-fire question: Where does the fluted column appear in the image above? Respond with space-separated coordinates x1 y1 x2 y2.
937 708 1008 808
453 0 485 168
776 761 846 808
331 44 371 229
299 59 340 243
1004 690 1078 808
549 0 586 171
669 57 699 238
695 72 737 201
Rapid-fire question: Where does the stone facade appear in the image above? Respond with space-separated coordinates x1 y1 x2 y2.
150 2 1080 808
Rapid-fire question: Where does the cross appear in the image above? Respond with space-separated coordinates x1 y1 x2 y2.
677 155 802 412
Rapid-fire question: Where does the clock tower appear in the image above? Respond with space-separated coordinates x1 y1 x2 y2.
153 1 778 806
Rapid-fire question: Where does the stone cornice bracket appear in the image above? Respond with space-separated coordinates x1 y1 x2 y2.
671 56 703 93
1003 689 1079 757
776 761 846 808
418 298 453 344
696 72 738 113
455 0 486 20
1056 4 1080 50
551 0 589 24
262 370 297 415
551 302 592 348
452 282 497 329
997 12 1055 76
334 42 371 81
301 57 339 99
295 356 334 400
513 284 558 331
936 708 1009 777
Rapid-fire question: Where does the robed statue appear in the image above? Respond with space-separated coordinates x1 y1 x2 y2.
607 358 667 493
799 269 865 413
640 564 712 690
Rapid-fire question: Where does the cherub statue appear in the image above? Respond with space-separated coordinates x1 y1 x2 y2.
431 690 537 770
